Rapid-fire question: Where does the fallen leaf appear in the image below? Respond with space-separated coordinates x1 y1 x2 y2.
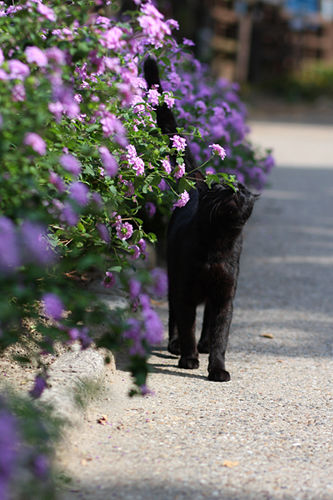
260 333 274 339
97 415 108 425
222 460 239 468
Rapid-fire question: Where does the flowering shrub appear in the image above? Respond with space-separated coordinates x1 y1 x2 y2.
0 0 273 401
0 393 61 500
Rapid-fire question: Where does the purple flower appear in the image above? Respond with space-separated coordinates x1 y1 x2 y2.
61 202 78 226
129 244 141 261
0 49 4 66
171 135 186 152
138 238 147 255
129 278 141 299
123 318 144 356
97 223 110 243
209 144 226 160
174 191 190 208
102 271 116 288
116 222 133 241
24 132 47 155
69 182 89 206
59 154 81 176
49 171 65 192
140 294 164 344
29 375 47 399
99 146 118 177
150 268 168 298
42 293 64 320
25 46 48 67
145 202 156 218
0 405 19 500
33 454 49 478
264 154 275 173
174 163 185 179
20 221 54 265
183 38 195 46
0 217 20 273
8 60 30 80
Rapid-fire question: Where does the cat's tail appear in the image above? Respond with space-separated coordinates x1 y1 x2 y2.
143 56 198 173
143 56 178 137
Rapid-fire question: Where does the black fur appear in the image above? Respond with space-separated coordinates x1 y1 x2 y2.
144 57 258 381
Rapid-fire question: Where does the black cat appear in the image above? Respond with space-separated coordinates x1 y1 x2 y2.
144 57 258 381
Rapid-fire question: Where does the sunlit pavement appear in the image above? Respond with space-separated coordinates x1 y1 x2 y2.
58 119 333 500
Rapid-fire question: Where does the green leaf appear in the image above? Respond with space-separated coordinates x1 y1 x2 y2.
132 229 143 244
179 177 194 193
161 56 171 66
108 266 122 273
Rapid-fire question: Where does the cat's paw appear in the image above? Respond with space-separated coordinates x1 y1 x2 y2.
168 339 181 356
179 357 199 369
208 369 230 382
197 340 210 354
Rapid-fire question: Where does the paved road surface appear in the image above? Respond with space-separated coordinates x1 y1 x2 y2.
58 120 333 500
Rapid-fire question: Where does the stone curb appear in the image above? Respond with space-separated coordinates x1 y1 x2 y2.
39 346 110 425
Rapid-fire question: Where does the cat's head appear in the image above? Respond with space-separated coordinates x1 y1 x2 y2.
193 171 259 229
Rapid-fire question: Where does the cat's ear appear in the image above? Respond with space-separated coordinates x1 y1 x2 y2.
193 171 206 192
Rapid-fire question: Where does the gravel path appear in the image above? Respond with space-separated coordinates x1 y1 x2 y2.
58 122 333 500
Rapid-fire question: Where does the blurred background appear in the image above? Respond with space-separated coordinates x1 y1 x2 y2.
154 0 333 121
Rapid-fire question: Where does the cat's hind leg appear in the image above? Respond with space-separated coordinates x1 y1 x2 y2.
197 302 210 354
177 303 199 369
168 295 181 355
207 301 232 382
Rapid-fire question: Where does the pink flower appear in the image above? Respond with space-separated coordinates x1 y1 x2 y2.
174 191 190 208
126 145 145 176
37 3 56 22
174 163 185 179
24 132 47 155
8 60 30 80
171 135 186 152
102 271 116 288
164 92 175 108
209 143 226 160
46 47 65 65
11 83 26 102
99 27 124 50
147 88 159 106
133 157 145 176
59 154 81 176
99 146 118 177
48 101 63 122
162 158 172 174
0 48 4 66
25 46 48 67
